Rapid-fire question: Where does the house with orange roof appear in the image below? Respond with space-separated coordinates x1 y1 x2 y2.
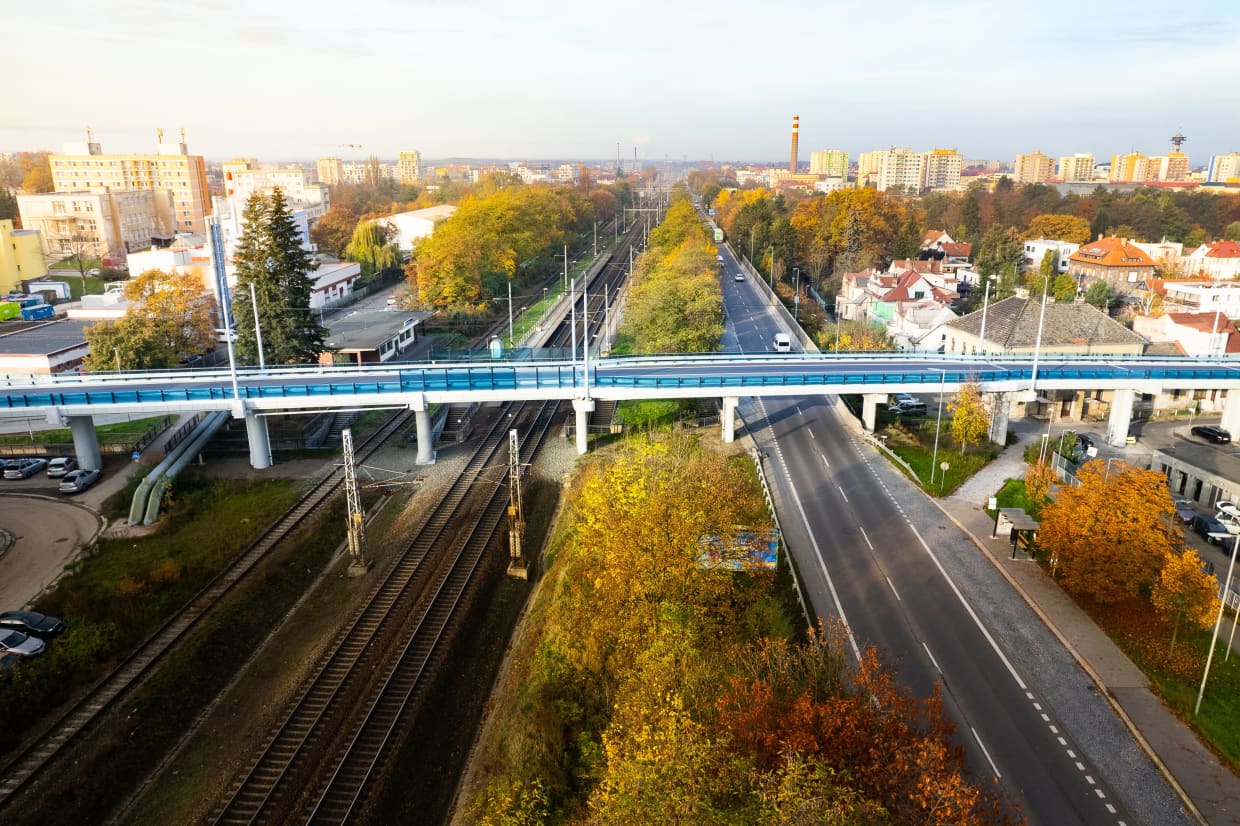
1184 240 1240 280
1133 311 1240 357
1066 237 1156 295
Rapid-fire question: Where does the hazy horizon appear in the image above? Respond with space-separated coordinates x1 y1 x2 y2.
5 0 1237 165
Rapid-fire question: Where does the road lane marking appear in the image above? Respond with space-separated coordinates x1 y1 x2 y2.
886 577 900 600
903 521 1028 691
758 399 862 662
922 642 941 672
971 728 1002 779
858 525 873 550
837 485 848 502
809 430 816 440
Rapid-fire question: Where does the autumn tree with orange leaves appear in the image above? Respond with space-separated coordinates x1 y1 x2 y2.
1039 460 1180 604
1152 550 1220 655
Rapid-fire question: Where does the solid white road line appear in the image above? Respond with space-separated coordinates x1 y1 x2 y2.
971 727 1002 779
922 642 941 672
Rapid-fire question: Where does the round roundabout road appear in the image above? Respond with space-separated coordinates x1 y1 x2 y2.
0 493 104 610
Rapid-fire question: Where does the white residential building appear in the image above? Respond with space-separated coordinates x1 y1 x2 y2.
383 205 458 251
922 149 963 191
18 190 176 260
875 148 925 193
1057 153 1096 182
810 149 848 177
1022 239 1079 274
223 160 330 221
1208 153 1240 183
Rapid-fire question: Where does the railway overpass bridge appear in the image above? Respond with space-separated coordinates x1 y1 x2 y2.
2 352 1239 469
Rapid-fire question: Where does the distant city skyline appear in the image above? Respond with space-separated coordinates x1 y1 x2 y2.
5 0 1238 165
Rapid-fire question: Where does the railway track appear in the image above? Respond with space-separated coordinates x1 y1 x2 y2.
212 400 554 824
0 409 412 812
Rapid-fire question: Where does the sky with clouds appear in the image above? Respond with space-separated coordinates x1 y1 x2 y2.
3 0 1237 165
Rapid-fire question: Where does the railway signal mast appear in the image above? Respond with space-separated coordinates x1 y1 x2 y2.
342 428 370 575
507 429 527 579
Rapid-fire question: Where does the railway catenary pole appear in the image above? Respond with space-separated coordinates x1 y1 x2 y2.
342 428 369 575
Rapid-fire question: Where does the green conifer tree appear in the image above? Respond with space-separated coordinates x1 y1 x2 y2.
231 188 326 365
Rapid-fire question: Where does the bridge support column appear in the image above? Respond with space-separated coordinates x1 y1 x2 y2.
1106 387 1136 448
861 394 885 432
573 398 595 455
1221 390 1240 437
67 415 102 472
414 406 435 465
721 397 739 443
989 393 1010 446
245 410 272 470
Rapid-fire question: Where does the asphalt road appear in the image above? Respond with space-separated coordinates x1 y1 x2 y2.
717 242 1189 826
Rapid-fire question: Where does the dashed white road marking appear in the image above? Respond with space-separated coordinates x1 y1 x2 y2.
837 485 848 502
886 576 901 600
858 525 873 550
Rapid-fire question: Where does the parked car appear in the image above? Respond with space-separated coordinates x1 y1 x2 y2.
46 457 77 478
0 610 65 638
1192 425 1231 443
3 458 47 479
888 400 927 416
1193 513 1233 545
0 629 45 657
59 467 101 494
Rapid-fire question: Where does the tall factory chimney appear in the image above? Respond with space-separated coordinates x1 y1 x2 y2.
789 115 799 174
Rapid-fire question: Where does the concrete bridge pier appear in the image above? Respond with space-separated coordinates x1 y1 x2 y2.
573 398 595 454
1106 387 1136 447
245 409 272 469
721 397 739 443
67 414 102 472
414 404 435 465
861 393 886 432
1221 390 1240 437
989 393 1010 446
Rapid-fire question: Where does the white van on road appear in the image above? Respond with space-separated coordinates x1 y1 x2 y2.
773 333 792 352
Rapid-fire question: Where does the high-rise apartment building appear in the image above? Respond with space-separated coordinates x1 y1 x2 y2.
317 156 344 186
1209 153 1240 183
855 151 884 186
873 148 925 193
1013 151 1053 184
810 149 849 178
222 159 330 220
922 149 963 190
398 151 423 183
1147 153 1189 182
48 131 210 234
1110 152 1149 183
1057 153 1095 182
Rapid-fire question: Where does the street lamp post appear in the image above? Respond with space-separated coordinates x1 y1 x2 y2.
793 267 800 322
1196 540 1239 714
930 370 946 487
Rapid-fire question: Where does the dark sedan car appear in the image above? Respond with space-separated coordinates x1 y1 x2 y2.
1192 425 1231 444
1193 513 1234 545
0 610 65 638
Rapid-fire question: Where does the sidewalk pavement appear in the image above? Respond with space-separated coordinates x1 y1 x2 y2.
939 427 1240 826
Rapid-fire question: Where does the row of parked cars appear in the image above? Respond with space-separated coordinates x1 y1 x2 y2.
1 456 100 493
0 610 66 670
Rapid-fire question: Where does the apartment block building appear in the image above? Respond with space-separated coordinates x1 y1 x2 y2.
398 151 423 183
48 132 210 234
1013 151 1053 184
1057 153 1095 182
922 149 963 191
874 148 925 193
222 159 330 221
17 190 176 261
1110 152 1150 183
0 220 47 293
317 156 344 186
1208 153 1240 183
1147 153 1190 182
810 149 848 178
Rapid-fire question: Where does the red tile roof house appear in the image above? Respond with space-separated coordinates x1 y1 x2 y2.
1067 237 1156 295
1184 240 1240 280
